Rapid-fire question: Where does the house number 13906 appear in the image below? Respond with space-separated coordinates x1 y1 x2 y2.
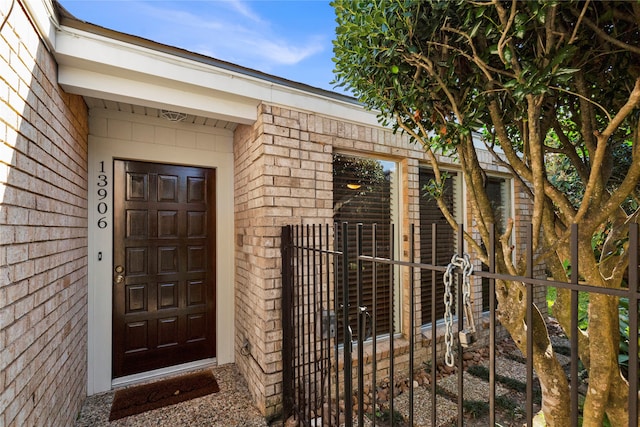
97 161 108 229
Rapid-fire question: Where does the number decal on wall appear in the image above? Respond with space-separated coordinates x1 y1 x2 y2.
97 161 109 228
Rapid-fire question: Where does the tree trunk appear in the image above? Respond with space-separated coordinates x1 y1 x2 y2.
605 373 638 426
496 280 571 426
582 292 619 426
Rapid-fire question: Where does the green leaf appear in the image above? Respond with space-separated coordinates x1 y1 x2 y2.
503 47 512 64
503 79 518 88
469 20 482 38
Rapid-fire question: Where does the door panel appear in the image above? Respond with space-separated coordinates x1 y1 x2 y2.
113 160 216 378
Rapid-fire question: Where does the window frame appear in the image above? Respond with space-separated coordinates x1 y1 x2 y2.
332 152 402 340
417 166 462 328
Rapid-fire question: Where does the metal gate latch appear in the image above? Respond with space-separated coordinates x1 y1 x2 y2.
459 279 476 348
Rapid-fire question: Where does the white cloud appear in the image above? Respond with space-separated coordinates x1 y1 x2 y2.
225 0 264 24
243 35 325 65
136 0 325 68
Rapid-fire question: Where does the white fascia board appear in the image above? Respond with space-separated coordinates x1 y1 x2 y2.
20 0 58 51
55 27 247 94
55 29 258 123
267 87 381 127
58 65 258 124
55 25 381 127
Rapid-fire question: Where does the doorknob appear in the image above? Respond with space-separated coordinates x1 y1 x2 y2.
114 265 125 284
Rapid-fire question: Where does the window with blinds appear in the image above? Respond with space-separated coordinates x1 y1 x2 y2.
333 154 397 340
419 168 458 326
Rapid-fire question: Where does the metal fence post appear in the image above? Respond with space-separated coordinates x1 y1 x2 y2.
341 222 353 427
629 223 638 425
281 225 294 421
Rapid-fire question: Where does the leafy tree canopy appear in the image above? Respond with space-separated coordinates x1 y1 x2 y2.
332 1 640 426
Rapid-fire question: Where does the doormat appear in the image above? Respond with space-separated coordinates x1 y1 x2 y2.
109 371 220 421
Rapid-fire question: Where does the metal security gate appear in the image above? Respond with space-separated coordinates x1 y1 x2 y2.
281 222 640 426
281 223 345 426
281 222 476 426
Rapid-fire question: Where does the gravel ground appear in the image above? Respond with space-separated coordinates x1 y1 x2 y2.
75 364 268 427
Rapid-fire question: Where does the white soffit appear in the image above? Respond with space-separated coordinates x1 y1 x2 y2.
55 28 259 124
58 63 257 124
53 25 380 127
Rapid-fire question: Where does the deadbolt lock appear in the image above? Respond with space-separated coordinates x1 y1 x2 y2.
115 265 124 274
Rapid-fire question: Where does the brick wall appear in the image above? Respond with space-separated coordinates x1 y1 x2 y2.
234 102 543 418
233 103 432 417
1 4 89 427
234 104 336 417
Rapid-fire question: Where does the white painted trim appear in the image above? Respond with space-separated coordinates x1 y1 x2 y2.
509 177 516 264
18 0 58 51
111 358 217 389
53 24 382 128
461 174 469 254
57 65 259 124
390 160 402 335
87 109 235 395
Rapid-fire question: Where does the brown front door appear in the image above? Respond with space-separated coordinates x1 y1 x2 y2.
112 160 216 378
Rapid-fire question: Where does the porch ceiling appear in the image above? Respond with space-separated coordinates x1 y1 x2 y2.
84 97 238 131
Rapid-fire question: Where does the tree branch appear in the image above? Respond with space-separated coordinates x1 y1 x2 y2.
550 85 612 122
591 141 640 229
577 12 640 55
568 0 590 45
574 72 598 156
394 113 487 258
488 100 580 227
526 95 546 249
493 0 519 70
575 78 640 226
550 119 590 183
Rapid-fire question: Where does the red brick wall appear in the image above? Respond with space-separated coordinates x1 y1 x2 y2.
1 4 89 426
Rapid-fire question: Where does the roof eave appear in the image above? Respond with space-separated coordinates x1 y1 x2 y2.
53 0 358 106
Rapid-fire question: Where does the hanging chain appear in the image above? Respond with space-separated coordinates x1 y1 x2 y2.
443 253 474 367
443 259 456 367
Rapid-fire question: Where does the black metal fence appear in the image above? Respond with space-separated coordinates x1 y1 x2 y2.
281 222 639 426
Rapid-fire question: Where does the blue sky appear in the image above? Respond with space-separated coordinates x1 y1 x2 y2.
58 0 341 92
